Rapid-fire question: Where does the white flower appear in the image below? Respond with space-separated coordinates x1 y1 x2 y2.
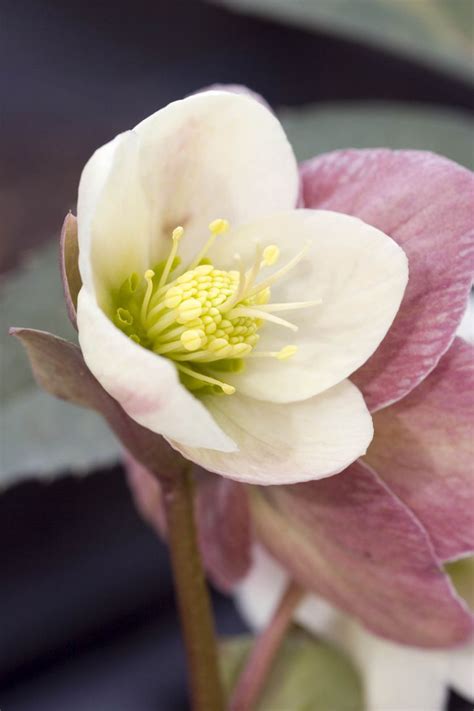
237 545 474 711
76 90 408 484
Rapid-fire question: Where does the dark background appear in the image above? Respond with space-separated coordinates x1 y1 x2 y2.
1 1 473 709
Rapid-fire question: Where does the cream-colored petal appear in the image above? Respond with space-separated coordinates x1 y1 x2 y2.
172 379 373 484
212 209 408 403
78 91 297 310
132 90 299 266
77 131 152 309
76 288 236 452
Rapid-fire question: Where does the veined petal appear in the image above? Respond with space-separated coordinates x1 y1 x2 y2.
132 90 299 266
172 379 373 484
366 338 474 562
211 209 407 403
76 288 236 452
251 461 474 646
301 149 474 411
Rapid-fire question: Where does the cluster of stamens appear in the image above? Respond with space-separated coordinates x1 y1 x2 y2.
112 219 320 395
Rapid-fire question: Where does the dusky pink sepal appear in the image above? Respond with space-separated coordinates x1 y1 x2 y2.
252 460 474 647
367 337 474 562
301 149 474 411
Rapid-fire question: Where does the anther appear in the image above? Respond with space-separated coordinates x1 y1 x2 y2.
181 329 205 352
158 226 184 289
187 219 230 270
277 345 298 360
177 298 203 323
262 245 280 267
176 363 235 395
246 241 311 299
248 345 298 360
209 218 229 235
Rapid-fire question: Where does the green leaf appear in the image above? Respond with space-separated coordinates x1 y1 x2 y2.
221 628 364 710
210 0 474 82
278 102 474 168
1 241 119 488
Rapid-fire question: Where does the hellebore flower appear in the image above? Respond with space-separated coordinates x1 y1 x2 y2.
73 89 409 484
236 545 474 711
126 101 474 647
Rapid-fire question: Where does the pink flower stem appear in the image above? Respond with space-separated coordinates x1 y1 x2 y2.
229 580 304 711
161 465 224 711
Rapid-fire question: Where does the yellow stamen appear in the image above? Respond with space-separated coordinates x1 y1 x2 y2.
177 298 203 324
277 345 298 360
227 307 299 332
255 299 322 313
262 245 280 267
243 243 264 296
209 218 230 235
247 345 298 360
187 218 230 271
158 226 184 289
114 219 317 398
219 253 247 313
181 329 206 352
245 242 311 299
176 363 235 395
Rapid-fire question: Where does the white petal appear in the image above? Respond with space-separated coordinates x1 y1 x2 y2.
76 288 236 452
77 131 152 307
173 379 373 484
212 210 408 403
132 90 299 265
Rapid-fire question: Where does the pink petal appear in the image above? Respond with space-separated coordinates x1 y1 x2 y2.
301 149 474 411
252 460 473 647
125 454 252 591
366 337 474 562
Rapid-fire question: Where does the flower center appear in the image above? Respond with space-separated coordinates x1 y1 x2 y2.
112 219 319 395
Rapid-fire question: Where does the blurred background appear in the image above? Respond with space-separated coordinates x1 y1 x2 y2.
1 1 473 709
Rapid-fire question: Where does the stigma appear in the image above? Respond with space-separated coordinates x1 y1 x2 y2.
113 220 320 395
